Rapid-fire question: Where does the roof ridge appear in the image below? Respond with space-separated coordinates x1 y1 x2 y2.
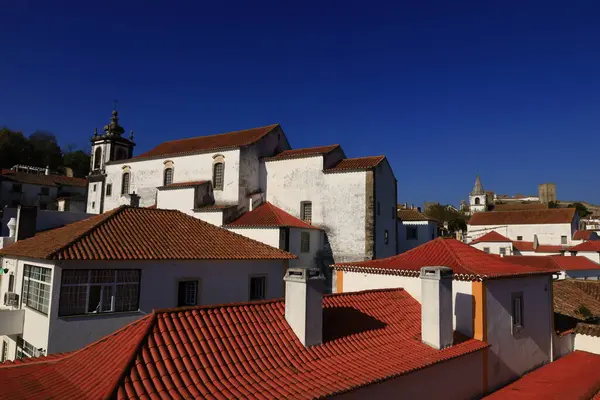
152 123 279 145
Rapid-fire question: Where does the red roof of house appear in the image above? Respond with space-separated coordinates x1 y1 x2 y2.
468 208 577 226
470 231 512 244
484 351 600 400
0 170 87 188
324 156 386 172
263 144 341 161
505 256 600 272
397 209 438 222
333 238 556 280
226 202 319 229
552 280 600 322
490 203 548 212
574 230 596 241
0 206 295 261
0 288 487 399
129 124 280 161
570 241 600 252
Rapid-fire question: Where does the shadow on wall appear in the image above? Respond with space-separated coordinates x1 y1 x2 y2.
317 232 335 293
455 292 475 337
323 307 387 342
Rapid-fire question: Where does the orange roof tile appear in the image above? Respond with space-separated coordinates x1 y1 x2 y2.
263 144 341 161
571 241 600 252
333 238 556 280
470 231 512 244
0 170 87 187
398 209 438 222
512 241 565 253
574 230 597 240
0 206 295 261
484 351 600 400
324 156 385 172
576 323 600 337
0 288 487 399
505 256 600 272
469 208 577 226
552 280 600 321
226 202 320 229
125 124 280 161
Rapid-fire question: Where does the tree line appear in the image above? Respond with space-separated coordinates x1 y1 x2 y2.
0 127 90 178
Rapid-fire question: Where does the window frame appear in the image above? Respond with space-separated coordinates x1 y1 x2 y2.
163 167 174 186
121 172 130 195
384 230 389 244
499 247 506 256
58 269 141 317
300 201 312 223
512 292 524 334
21 264 52 315
1 340 7 362
93 184 97 192
177 280 199 307
483 247 490 254
517 236 523 241
105 184 112 197
94 147 102 170
561 235 568 245
16 336 39 360
249 275 267 301
300 231 310 253
213 162 224 190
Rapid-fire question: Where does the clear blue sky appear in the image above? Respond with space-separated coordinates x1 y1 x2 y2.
1 1 599 206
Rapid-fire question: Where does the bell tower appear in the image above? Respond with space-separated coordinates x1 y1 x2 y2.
87 106 136 214
468 174 487 214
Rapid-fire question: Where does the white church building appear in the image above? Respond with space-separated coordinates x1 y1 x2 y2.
85 110 398 271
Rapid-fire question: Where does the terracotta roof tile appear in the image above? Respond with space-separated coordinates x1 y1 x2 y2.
126 124 280 162
398 209 437 222
484 351 600 400
469 208 577 226
0 206 295 261
324 156 385 172
573 230 597 241
570 241 600 252
0 170 87 188
263 144 340 161
470 231 512 244
158 180 209 190
575 323 600 337
552 280 600 321
505 256 600 273
226 202 319 229
333 238 556 281
0 288 487 399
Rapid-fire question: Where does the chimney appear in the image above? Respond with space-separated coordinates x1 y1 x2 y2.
284 268 325 347
420 266 453 350
64 167 74 177
404 202 408 209
119 193 140 207
45 166 50 175
7 218 16 238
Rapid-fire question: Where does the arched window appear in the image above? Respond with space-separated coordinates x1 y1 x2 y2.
475 197 481 205
94 147 102 170
213 162 224 190
163 168 173 186
121 172 130 195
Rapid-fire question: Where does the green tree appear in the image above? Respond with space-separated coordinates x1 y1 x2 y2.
425 204 468 233
28 131 64 170
0 127 32 168
63 146 91 178
568 202 591 218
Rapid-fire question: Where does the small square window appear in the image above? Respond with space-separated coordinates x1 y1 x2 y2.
561 235 568 245
300 201 312 223
106 184 112 197
483 247 490 254
92 202 96 209
512 292 524 334
500 248 506 256
300 232 310 253
249 276 266 301
178 280 199 307
517 236 523 241
93 184 97 192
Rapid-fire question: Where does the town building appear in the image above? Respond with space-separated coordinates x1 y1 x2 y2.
0 166 87 211
0 206 295 361
331 238 556 392
468 174 488 214
397 207 438 253
568 241 600 263
469 231 565 256
506 255 600 281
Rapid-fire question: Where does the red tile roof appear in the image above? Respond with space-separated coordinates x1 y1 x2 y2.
574 230 597 240
226 202 319 229
505 256 600 272
490 203 548 212
576 323 600 337
0 206 295 261
398 209 438 222
263 144 341 161
470 231 512 244
128 124 280 161
333 238 556 281
0 288 487 400
552 280 600 321
0 170 87 187
484 351 600 400
468 208 577 226
158 180 209 189
570 241 600 252
324 156 386 172
512 241 535 251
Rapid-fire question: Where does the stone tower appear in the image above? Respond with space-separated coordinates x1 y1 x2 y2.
469 174 487 214
538 183 556 204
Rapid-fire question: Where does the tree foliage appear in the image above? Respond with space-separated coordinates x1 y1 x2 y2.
568 202 591 218
425 204 469 233
0 127 90 177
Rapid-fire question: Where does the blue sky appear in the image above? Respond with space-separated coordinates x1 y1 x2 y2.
1 1 599 206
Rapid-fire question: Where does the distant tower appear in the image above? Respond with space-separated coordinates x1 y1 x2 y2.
538 183 556 204
87 107 136 214
469 174 487 213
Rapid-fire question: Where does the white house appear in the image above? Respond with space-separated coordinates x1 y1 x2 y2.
506 255 600 280
332 238 556 392
0 206 295 361
397 208 438 253
470 230 565 256
467 208 579 247
568 241 600 263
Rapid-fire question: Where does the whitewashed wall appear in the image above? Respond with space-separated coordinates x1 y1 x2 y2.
468 223 576 246
0 208 93 237
485 275 553 391
569 251 600 263
191 210 224 226
156 187 196 214
86 179 103 213
471 241 514 256
574 334 600 354
400 221 438 253
340 271 474 337
0 181 58 209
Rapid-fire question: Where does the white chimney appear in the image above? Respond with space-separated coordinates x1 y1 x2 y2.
119 193 140 207
45 166 50 175
420 266 454 350
7 218 17 238
284 268 325 347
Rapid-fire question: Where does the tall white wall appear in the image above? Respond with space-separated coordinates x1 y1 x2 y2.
570 251 600 263
468 223 575 246
156 188 196 214
471 241 514 255
226 228 280 248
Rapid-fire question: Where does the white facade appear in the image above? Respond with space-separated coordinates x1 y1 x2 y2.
568 251 600 263
574 333 600 355
0 256 288 360
398 220 438 253
467 221 578 246
471 241 514 256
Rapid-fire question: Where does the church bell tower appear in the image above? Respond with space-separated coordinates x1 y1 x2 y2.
468 174 487 214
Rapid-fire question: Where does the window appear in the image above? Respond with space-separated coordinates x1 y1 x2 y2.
94 147 102 170
512 292 524 334
384 230 389 244
177 280 199 307
16 336 39 360
301 201 312 223
93 184 97 192
500 247 506 256
121 172 130 195
58 269 141 316
106 184 112 196
483 247 490 254
377 202 380 215
92 202 95 209
22 265 52 315
406 227 418 240
1 341 7 362
213 162 224 190
163 168 174 186
12 184 22 193
475 197 481 205
561 235 568 245
279 228 289 251
249 276 266 301
300 232 310 253
40 187 49 196
8 274 15 292
517 236 523 241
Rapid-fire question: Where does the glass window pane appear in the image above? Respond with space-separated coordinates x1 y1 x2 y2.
88 286 102 313
115 284 139 312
